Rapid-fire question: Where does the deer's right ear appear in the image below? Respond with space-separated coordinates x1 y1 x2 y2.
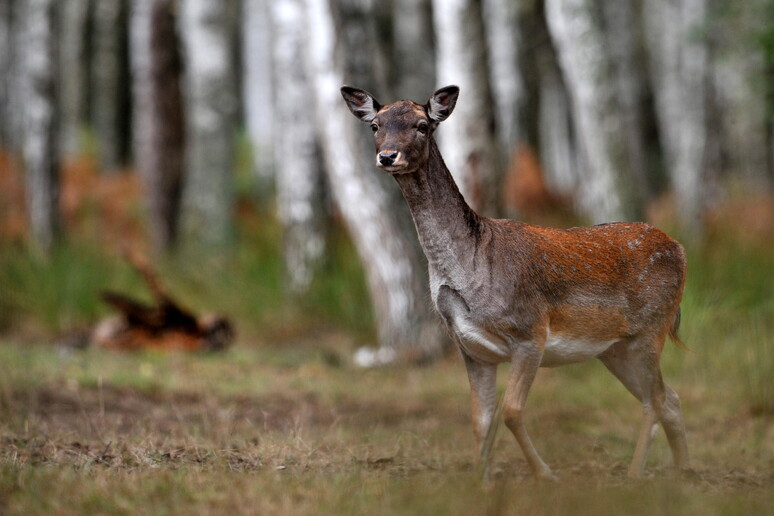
427 85 459 123
341 86 381 122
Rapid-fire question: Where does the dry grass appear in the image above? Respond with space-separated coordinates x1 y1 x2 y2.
0 339 771 515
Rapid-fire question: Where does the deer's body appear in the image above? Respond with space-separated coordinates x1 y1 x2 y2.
342 86 689 479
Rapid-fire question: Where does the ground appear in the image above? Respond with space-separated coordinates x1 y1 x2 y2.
0 339 771 515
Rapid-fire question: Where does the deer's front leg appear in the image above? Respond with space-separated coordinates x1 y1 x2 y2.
503 344 556 481
462 354 498 466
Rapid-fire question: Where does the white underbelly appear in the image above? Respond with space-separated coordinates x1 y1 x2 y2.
541 330 617 367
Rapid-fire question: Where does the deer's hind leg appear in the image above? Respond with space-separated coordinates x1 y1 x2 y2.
599 336 689 477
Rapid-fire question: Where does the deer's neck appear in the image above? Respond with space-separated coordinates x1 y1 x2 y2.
393 138 483 274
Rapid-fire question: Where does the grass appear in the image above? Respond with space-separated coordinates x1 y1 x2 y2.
0 198 772 513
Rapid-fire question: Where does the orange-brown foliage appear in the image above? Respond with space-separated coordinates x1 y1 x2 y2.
0 149 147 248
501 145 569 221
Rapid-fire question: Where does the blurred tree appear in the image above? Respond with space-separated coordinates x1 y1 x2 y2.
392 0 435 101
271 0 325 294
643 0 715 237
93 0 130 173
710 2 772 192
0 0 15 150
545 0 645 223
536 35 580 200
20 0 61 253
179 0 239 250
242 0 275 188
130 0 185 252
303 0 447 365
431 0 501 215
482 0 526 167
58 0 88 158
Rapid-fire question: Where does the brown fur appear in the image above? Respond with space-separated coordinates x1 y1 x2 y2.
341 85 690 479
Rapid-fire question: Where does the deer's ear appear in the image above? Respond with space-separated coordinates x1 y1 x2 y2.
426 85 459 123
341 86 381 122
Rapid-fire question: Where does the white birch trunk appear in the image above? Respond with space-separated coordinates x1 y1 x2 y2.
711 4 771 192
431 0 501 215
538 54 579 197
643 0 711 236
179 0 238 248
391 0 434 101
93 0 127 172
303 0 445 365
271 0 324 294
482 0 525 156
545 0 641 223
130 0 185 252
58 0 88 157
20 0 60 252
242 0 274 184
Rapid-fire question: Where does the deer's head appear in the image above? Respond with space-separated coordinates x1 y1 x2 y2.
341 85 459 174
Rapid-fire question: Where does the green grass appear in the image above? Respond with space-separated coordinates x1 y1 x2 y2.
0 207 772 514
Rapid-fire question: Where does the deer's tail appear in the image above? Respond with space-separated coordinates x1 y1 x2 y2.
669 307 687 349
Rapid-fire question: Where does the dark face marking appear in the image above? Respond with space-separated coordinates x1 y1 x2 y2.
371 101 432 174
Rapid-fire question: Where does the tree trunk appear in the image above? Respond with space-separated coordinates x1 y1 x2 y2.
0 0 15 150
601 0 651 199
242 0 274 186
537 45 580 198
178 0 238 250
643 0 713 237
271 0 325 294
93 0 129 173
58 0 88 157
130 0 185 252
711 2 772 192
545 0 643 223
20 0 61 252
482 0 525 159
431 0 501 215
303 0 446 365
391 0 435 101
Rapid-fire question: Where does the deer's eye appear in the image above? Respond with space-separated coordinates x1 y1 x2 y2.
417 123 429 134
370 123 378 133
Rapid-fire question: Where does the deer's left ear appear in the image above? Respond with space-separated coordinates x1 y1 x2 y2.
426 85 459 123
341 86 381 122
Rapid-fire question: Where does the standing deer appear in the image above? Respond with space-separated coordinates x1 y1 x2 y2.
341 85 689 479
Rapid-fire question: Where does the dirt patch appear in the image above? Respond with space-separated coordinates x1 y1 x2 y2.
1 384 771 493
2 383 465 446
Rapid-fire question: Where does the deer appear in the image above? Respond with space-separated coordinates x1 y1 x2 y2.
341 85 690 480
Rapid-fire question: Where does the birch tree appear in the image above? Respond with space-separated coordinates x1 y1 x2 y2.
303 0 446 365
271 0 325 294
179 0 238 249
545 0 643 223
710 2 771 192
20 0 61 252
643 0 713 236
431 0 501 215
537 47 580 198
93 0 129 172
482 0 525 161
0 0 15 150
391 0 435 101
242 0 274 186
58 0 88 157
130 0 185 252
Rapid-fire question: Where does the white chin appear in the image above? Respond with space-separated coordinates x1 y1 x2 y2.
378 165 411 174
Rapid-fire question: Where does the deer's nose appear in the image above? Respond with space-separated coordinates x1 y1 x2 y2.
378 151 398 166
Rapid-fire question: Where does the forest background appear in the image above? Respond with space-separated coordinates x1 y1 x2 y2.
0 0 772 513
